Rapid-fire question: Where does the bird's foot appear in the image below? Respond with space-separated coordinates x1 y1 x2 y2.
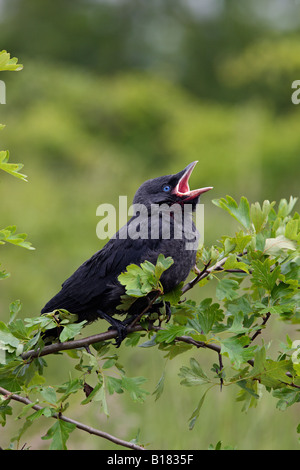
108 322 128 348
97 310 128 348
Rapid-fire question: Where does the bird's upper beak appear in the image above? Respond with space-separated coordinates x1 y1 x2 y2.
172 161 213 200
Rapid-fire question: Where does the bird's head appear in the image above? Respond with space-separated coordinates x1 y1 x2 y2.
133 161 213 210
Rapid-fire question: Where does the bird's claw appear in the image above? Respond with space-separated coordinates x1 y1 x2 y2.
108 323 128 348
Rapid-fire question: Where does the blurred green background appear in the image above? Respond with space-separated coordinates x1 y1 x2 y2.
0 0 299 450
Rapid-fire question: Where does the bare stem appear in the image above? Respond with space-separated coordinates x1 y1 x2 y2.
0 386 145 451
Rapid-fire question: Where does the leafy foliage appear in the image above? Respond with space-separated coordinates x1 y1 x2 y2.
0 50 23 72
0 51 32 281
0 193 299 449
0 52 25 181
0 150 27 181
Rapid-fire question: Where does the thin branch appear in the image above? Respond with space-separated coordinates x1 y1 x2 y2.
249 312 271 344
0 386 145 451
181 257 228 294
22 324 159 360
182 251 250 295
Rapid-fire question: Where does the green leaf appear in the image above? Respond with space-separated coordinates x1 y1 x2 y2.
0 264 10 280
56 378 83 403
0 226 34 250
179 357 210 387
118 264 155 297
223 253 250 274
250 347 293 389
9 300 22 323
0 401 12 426
285 219 300 241
273 388 300 410
156 324 190 344
220 336 256 368
39 386 57 405
154 254 174 279
189 298 224 335
0 50 23 71
59 321 87 342
222 231 252 254
106 376 124 395
162 282 183 305
277 197 298 218
250 200 275 233
216 279 239 301
28 407 53 422
118 254 173 298
264 236 296 256
213 196 251 230
0 321 20 349
152 371 165 401
42 419 76 450
188 390 208 430
251 259 281 292
121 376 149 402
0 151 27 181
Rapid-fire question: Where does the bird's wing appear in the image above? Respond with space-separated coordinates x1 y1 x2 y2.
41 234 161 313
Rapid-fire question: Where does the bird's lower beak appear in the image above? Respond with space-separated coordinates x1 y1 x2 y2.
172 161 213 200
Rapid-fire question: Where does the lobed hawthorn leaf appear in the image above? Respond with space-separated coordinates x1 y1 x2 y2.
162 282 184 305
155 324 191 344
277 196 298 219
179 357 210 387
9 300 22 323
220 335 257 368
235 379 260 413
188 298 224 335
250 346 293 389
220 231 252 255
250 200 276 233
0 50 23 71
0 225 34 250
0 401 12 426
118 254 173 298
155 254 174 279
223 253 250 273
0 151 27 181
121 376 149 403
216 278 239 301
212 196 251 230
42 419 76 450
285 218 300 241
0 321 20 350
273 388 300 411
251 258 281 292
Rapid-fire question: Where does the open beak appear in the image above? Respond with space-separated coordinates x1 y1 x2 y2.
173 161 213 200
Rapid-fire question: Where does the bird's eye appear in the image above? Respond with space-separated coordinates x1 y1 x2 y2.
163 185 171 192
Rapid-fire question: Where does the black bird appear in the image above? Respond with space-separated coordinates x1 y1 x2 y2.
41 161 212 345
